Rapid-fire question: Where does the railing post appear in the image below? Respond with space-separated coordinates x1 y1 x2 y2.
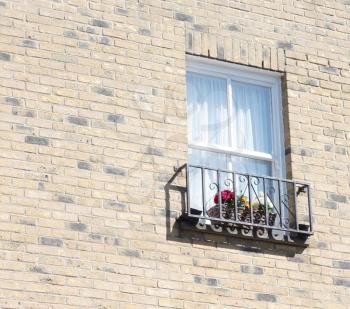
278 180 283 229
263 177 268 226
186 164 190 215
307 185 312 232
248 175 253 223
217 170 222 219
233 172 237 222
293 182 299 231
201 167 206 218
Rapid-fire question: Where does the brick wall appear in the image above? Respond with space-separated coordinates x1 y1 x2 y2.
0 0 350 308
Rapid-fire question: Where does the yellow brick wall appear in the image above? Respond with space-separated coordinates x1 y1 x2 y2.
0 0 350 308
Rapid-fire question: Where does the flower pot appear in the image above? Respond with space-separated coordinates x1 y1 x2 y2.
207 203 276 227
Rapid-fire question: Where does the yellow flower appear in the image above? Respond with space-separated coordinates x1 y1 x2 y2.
238 195 249 208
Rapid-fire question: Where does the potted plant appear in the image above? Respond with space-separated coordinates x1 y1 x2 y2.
207 190 276 227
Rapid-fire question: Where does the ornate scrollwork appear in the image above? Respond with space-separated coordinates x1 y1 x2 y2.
209 182 218 191
268 185 276 196
224 178 233 189
210 224 222 232
237 174 248 195
226 226 238 234
251 176 260 186
242 228 252 236
256 228 266 238
239 175 248 184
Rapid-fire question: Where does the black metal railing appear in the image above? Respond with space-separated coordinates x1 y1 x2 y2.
184 164 313 238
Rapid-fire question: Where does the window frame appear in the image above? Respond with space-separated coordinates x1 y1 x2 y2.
186 55 286 178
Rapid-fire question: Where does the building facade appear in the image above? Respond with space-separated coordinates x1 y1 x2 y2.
0 0 350 308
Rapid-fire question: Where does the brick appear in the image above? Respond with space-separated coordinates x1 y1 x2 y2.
256 294 277 302
25 136 49 146
67 116 88 126
0 52 11 61
144 147 163 156
57 195 74 204
193 276 218 286
98 36 111 45
5 96 21 106
175 13 193 22
69 222 87 231
22 40 37 48
107 114 124 123
241 265 263 275
90 19 111 28
277 41 293 49
333 278 350 287
119 249 140 257
104 166 127 176
39 237 63 247
103 200 128 211
92 86 114 97
63 30 78 39
138 28 151 36
333 261 350 269
320 65 339 75
329 193 347 203
77 161 90 170
30 266 47 274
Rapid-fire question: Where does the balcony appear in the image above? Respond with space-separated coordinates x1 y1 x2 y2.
179 164 313 245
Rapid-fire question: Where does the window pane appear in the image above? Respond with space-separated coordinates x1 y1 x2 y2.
189 148 227 170
231 80 273 153
187 72 229 146
188 148 272 213
227 155 272 176
188 148 230 213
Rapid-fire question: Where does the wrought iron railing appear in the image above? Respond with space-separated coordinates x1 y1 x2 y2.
184 164 313 239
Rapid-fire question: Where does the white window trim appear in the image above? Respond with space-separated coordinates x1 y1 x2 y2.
189 143 273 162
186 55 286 178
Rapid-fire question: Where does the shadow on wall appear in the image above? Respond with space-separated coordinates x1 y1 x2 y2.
164 164 306 257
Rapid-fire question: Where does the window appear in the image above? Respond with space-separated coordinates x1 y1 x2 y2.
186 56 286 213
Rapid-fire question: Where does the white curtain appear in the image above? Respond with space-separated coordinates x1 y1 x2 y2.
229 80 272 177
187 72 228 213
187 72 228 146
187 72 273 213
231 80 272 154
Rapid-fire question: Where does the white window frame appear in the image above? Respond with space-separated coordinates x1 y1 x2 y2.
186 55 286 178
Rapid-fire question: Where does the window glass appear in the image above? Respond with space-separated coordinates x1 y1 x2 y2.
187 72 276 177
186 72 228 146
227 155 272 176
231 80 273 154
189 148 271 176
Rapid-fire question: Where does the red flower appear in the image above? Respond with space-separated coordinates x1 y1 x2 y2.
214 190 234 204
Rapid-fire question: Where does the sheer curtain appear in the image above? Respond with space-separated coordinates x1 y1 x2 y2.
229 80 273 177
187 72 228 213
187 72 274 213
231 81 272 153
187 72 228 147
